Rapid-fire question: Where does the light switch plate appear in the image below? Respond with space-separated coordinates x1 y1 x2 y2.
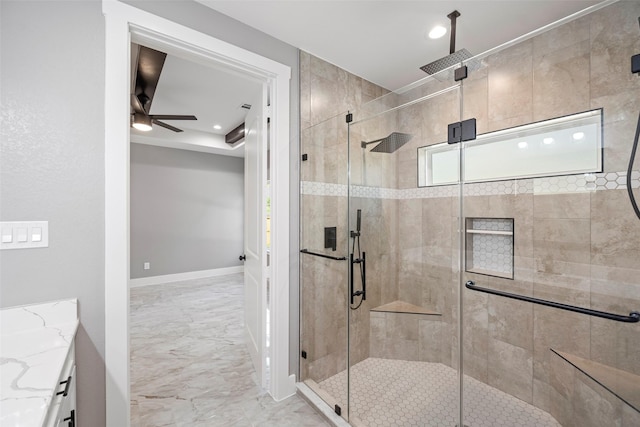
0 221 49 250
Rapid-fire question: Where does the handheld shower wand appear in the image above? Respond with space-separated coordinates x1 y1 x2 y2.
350 209 366 309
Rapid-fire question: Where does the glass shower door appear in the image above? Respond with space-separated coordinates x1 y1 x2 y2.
299 111 350 420
346 70 464 426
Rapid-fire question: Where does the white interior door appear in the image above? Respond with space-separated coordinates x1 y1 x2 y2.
243 84 268 388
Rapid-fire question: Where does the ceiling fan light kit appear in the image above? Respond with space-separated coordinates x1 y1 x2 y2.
132 112 152 132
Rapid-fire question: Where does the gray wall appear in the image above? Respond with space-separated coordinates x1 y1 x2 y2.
0 1 106 425
130 143 244 279
1 1 300 425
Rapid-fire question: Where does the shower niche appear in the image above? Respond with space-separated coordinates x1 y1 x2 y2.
465 217 514 279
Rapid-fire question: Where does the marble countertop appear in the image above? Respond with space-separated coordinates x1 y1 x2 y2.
0 299 78 427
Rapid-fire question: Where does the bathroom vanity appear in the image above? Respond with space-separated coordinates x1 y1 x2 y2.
0 299 78 426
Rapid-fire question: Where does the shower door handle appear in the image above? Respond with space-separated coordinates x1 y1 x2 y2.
350 252 366 305
362 252 366 301
350 253 355 305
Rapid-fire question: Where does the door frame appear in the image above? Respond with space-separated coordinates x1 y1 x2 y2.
103 2 294 425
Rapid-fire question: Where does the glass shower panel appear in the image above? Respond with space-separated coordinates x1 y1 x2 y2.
299 112 350 419
460 2 640 426
346 70 463 426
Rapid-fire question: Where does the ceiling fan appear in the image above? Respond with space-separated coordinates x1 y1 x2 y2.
131 44 197 132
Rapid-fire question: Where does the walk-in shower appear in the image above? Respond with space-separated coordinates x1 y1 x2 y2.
300 2 640 426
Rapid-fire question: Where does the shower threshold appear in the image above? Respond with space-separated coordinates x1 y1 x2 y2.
309 358 559 427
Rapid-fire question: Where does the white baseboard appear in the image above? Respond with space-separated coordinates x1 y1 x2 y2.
129 266 244 288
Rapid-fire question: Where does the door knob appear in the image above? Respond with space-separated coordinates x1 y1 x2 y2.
239 254 246 261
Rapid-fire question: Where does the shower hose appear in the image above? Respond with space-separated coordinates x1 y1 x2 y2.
628 112 640 221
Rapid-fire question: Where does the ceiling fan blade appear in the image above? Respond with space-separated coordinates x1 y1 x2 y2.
131 44 140 95
131 93 145 115
149 115 197 121
134 46 167 114
152 119 183 133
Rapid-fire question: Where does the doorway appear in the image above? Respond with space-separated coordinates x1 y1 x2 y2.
104 2 293 425
128 42 254 283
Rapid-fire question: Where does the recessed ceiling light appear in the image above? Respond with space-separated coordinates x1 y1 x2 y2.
572 132 585 141
213 125 222 130
518 141 528 149
428 25 447 39
543 137 554 145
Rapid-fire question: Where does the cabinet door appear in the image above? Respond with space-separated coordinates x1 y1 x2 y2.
56 366 76 427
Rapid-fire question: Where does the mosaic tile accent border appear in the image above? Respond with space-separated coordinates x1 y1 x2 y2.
301 171 640 199
300 181 348 197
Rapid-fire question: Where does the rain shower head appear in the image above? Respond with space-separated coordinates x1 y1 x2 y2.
361 132 413 153
420 10 477 79
420 48 474 75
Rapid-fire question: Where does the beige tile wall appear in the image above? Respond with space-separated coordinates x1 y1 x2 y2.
458 3 640 425
299 51 396 382
369 311 443 362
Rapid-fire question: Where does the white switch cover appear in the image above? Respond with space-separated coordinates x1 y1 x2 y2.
16 228 28 242
32 227 42 242
1 228 12 243
0 221 48 250
143 262 150 270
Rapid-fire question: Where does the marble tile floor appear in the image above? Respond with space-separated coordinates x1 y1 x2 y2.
319 358 560 427
130 273 329 426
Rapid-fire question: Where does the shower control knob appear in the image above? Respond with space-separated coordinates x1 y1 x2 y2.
239 254 246 261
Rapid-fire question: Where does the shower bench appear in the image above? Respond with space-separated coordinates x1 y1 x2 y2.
369 300 443 362
551 349 640 413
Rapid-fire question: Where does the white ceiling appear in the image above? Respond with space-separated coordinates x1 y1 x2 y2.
196 0 602 90
133 0 606 156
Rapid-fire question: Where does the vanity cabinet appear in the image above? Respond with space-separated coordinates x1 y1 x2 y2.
0 299 78 427
46 342 76 427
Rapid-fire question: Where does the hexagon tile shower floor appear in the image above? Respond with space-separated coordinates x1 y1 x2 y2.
319 358 559 427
